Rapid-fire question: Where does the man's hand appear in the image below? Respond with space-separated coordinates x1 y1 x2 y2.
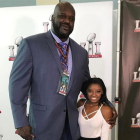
108 107 118 129
16 125 34 140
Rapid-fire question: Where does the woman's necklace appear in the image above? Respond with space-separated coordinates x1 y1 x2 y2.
90 103 93 107
89 101 95 107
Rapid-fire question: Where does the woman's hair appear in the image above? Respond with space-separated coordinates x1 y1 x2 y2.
81 78 108 105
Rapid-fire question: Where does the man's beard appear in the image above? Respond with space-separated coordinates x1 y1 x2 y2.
52 20 73 39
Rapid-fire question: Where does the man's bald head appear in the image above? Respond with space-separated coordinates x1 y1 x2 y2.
53 2 75 17
51 2 75 41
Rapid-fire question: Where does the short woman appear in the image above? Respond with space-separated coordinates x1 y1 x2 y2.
78 78 112 140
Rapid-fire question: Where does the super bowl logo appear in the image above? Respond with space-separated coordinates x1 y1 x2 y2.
80 33 102 58
131 113 140 128
9 36 23 61
133 67 140 82
134 20 140 32
8 22 49 61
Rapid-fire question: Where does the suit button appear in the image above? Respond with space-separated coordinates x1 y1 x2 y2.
63 110 66 112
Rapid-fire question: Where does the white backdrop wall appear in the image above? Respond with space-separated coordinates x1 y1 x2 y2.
0 2 113 140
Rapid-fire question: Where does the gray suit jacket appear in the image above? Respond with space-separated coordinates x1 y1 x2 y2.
9 31 90 140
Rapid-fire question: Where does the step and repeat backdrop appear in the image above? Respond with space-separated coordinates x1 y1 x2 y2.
119 0 140 140
0 2 113 140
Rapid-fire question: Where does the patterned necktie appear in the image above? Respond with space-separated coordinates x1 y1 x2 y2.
59 42 68 71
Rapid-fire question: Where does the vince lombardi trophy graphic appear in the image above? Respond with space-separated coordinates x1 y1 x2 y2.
43 14 52 32
15 36 23 53
9 36 23 61
87 33 96 56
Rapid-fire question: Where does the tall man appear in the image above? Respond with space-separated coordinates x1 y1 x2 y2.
9 2 117 140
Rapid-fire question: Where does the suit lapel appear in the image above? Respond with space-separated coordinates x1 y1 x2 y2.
67 39 76 94
45 31 62 74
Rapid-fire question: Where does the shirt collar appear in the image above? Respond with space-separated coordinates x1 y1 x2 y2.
50 30 69 45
